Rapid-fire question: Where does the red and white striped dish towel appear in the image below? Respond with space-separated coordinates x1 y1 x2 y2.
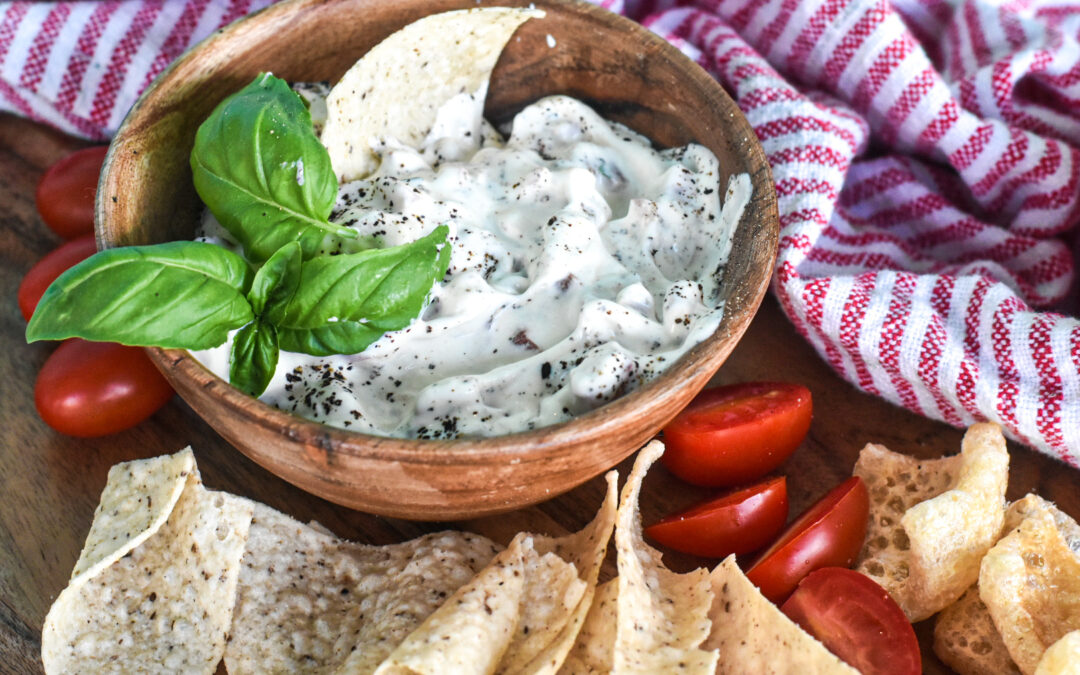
3 0 1079 465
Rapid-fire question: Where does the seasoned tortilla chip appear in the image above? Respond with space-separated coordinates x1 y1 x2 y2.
612 441 718 674
980 501 1080 674
42 450 253 674
856 422 1009 621
322 7 543 181
1035 631 1080 675
374 534 530 674
69 448 195 580
225 502 500 674
705 556 858 674
502 471 619 675
559 579 618 674
933 585 1020 675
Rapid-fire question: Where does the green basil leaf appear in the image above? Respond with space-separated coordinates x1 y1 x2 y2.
190 72 356 263
229 320 279 396
26 241 254 348
248 241 302 322
276 225 451 355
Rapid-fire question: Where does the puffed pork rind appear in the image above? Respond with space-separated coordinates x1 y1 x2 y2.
321 7 543 181
704 556 858 674
855 422 1009 621
980 499 1080 674
42 449 253 674
1035 631 1080 675
225 503 501 675
933 585 1021 675
933 493 1080 675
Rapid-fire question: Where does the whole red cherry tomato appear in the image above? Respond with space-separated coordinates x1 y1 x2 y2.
17 234 97 321
745 476 869 604
781 567 920 675
645 476 788 558
35 145 108 239
662 382 812 487
35 339 174 437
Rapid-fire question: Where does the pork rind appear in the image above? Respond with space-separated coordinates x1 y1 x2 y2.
855 422 1009 621
933 585 1020 675
1035 631 1080 675
980 500 1080 674
611 440 718 673
42 449 253 674
321 7 543 181
225 503 500 674
704 557 858 674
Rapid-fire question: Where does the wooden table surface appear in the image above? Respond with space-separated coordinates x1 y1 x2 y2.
2 111 1078 675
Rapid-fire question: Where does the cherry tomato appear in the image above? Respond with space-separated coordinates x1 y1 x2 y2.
17 234 97 321
35 339 174 437
780 568 920 675
745 476 869 604
662 382 812 487
35 145 108 239
645 477 788 558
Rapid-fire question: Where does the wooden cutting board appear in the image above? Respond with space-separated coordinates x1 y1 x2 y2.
2 111 1076 674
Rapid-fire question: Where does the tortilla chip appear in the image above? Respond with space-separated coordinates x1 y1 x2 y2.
70 448 195 580
980 501 1080 674
225 502 500 674
1035 631 1080 675
373 534 530 674
704 556 859 674
42 450 253 674
856 422 1009 621
322 7 543 181
612 440 718 674
559 579 618 674
933 585 1020 675
503 471 619 675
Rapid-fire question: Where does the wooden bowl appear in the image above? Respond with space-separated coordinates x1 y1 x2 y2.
96 0 778 520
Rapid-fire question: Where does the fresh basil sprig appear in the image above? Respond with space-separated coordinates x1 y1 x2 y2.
25 241 255 349
190 72 357 263
26 228 451 396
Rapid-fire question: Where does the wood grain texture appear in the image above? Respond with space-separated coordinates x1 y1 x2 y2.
2 28 1078 675
96 0 779 519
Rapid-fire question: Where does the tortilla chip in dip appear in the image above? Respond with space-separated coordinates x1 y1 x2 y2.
225 503 501 674
705 556 858 674
321 7 544 181
855 422 1009 621
42 449 253 674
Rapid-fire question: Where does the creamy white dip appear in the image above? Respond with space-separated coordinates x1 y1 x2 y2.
193 86 751 439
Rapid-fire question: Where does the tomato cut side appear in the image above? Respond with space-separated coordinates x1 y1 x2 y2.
35 340 174 437
661 382 812 487
645 477 788 558
781 567 920 675
18 235 97 321
745 476 869 604
36 145 107 239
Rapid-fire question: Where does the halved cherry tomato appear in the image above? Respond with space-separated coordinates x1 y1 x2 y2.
781 567 920 675
645 476 788 558
662 382 812 487
17 234 97 321
35 339 174 437
745 476 869 604
35 145 107 239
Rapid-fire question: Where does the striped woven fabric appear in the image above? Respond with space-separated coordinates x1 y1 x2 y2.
2 0 1079 464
